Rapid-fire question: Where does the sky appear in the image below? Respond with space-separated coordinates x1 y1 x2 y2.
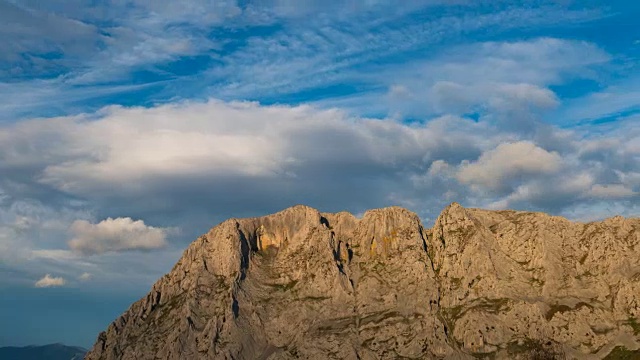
0 0 639 349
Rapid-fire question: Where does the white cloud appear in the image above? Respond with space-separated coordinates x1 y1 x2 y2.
34 274 66 288
30 249 79 262
0 101 491 197
618 171 640 188
457 141 562 190
431 82 559 114
1 99 637 226
0 1 608 123
79 272 92 281
492 83 559 110
204 12 604 102
388 85 413 99
428 160 453 177
485 171 593 210
68 217 168 255
341 37 611 120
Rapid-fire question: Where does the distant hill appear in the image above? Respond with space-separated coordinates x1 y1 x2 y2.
0 343 87 360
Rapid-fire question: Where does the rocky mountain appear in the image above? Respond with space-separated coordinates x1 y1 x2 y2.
0 343 86 360
85 203 640 359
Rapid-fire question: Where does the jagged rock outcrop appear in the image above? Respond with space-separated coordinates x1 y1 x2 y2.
85 203 640 359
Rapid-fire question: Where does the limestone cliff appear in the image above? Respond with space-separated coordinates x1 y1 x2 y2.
85 203 640 359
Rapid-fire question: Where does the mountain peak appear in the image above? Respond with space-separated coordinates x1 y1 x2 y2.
86 204 640 360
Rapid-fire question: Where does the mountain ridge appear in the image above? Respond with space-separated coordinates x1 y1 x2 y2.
86 203 640 359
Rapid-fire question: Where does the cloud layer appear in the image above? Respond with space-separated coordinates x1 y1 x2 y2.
1 99 638 224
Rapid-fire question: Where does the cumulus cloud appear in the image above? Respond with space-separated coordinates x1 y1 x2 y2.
68 217 168 255
457 141 562 190
0 100 489 199
35 274 66 288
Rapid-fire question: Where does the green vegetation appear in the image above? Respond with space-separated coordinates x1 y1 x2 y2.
441 297 511 323
545 304 573 320
450 277 462 290
260 245 279 258
575 270 594 280
624 317 640 336
372 261 386 273
287 346 300 357
471 297 510 314
528 277 545 287
441 305 464 325
545 302 592 321
470 351 497 359
439 297 510 341
592 326 614 335
603 346 640 360
301 296 330 301
268 279 298 291
507 339 564 359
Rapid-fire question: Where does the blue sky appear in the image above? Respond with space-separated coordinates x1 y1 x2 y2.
0 0 639 348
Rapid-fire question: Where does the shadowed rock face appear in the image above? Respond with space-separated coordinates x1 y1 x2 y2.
85 203 640 360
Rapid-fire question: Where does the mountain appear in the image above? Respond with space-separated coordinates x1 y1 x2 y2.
0 343 86 360
85 203 640 359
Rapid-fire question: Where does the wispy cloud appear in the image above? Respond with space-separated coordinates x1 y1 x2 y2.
342 37 608 118
202 9 605 102
0 1 608 120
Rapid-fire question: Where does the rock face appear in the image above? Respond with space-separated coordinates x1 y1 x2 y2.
85 203 640 359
